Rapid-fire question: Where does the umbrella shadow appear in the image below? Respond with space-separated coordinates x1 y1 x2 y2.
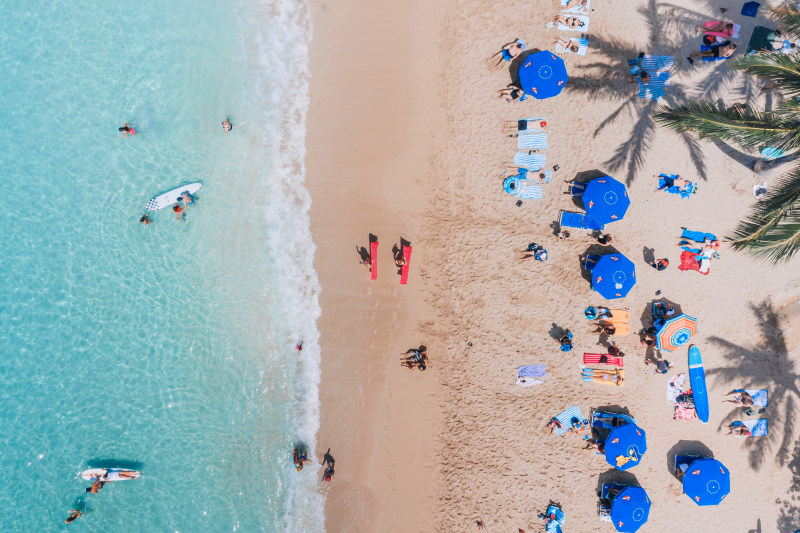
637 297 683 333
509 48 542 86
666 440 714 480
706 300 800 471
578 245 621 285
596 469 641 494
566 169 608 209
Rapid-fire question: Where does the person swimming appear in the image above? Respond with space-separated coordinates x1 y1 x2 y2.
172 203 185 220
65 510 82 524
222 117 232 134
140 214 152 225
293 448 311 471
119 123 135 136
177 192 195 209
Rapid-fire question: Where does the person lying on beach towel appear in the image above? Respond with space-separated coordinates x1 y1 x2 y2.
688 41 736 63
726 422 752 436
553 36 588 55
656 174 697 198
502 118 547 135
498 85 526 102
697 21 739 44
723 390 754 405
486 38 526 71
547 14 587 30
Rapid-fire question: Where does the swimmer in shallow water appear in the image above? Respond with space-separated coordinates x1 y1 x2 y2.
222 117 232 134
140 214 152 225
119 123 135 136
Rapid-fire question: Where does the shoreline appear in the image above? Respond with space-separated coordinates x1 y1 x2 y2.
306 0 443 530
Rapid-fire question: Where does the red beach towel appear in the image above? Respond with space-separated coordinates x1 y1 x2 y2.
370 241 379 280
678 250 709 275
583 353 624 366
400 245 412 285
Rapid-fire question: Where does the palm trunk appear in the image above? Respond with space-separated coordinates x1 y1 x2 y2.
753 151 800 173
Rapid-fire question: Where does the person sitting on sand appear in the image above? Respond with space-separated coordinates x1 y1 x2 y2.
676 461 690 480
596 307 612 320
222 117 233 134
688 41 736 63
501 119 547 135
726 423 751 436
559 329 573 351
498 85 525 102
607 342 624 358
645 358 673 374
596 233 612 245
583 438 605 452
640 332 656 347
558 230 570 240
486 38 526 71
293 448 311 471
723 390 754 406
554 36 581 54
517 243 548 262
550 14 586 29
629 70 650 84
394 247 406 267
651 258 669 271
140 214 152 225
401 347 427 364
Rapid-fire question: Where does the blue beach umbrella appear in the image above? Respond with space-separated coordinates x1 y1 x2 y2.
605 424 647 471
518 51 568 99
656 314 698 352
591 253 636 299
610 486 651 532
682 458 730 506
582 176 630 225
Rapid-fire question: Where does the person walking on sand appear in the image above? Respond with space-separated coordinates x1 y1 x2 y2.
222 117 233 134
486 38 526 71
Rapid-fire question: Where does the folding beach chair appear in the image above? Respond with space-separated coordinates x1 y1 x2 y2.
559 210 605 230
592 410 636 429
674 454 703 476
585 254 600 271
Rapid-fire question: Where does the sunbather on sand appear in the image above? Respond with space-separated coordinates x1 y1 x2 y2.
501 119 547 135
587 373 624 386
655 174 691 190
583 439 605 452
628 70 650 84
550 14 586 29
486 39 526 71
698 21 735 44
553 36 581 53
687 41 736 63
592 322 615 335
498 85 525 102
726 423 751 436
723 390 754 405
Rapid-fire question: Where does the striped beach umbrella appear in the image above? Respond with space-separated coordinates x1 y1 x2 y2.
656 314 697 352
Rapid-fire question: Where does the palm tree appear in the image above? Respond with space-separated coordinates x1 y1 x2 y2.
655 2 800 263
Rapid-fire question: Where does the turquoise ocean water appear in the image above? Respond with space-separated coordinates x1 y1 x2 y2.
0 1 324 531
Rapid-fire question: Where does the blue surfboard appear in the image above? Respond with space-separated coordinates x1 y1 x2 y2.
688 345 709 423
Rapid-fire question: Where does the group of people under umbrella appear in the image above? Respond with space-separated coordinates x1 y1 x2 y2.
589 411 730 532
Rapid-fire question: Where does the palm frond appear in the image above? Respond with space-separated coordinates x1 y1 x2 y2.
730 53 800 100
728 164 800 262
773 3 800 39
655 101 800 152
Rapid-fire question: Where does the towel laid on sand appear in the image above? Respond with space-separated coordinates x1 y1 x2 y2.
667 373 687 403
732 419 768 436
555 37 589 55
658 173 696 198
517 364 547 386
552 405 587 435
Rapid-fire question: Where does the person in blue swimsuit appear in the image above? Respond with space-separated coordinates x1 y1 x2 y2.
486 38 526 71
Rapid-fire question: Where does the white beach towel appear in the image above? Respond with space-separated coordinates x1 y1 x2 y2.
667 373 687 403
555 37 589 56
545 14 590 32
561 0 590 14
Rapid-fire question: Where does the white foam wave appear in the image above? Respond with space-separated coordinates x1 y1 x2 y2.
239 0 324 530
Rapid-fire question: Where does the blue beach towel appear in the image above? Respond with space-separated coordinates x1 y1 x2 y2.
514 152 546 171
503 175 543 199
518 364 547 379
552 405 587 436
742 1 760 17
658 174 697 198
517 132 549 150
637 55 673 100
679 229 717 254
559 211 605 230
735 389 768 407
732 419 768 436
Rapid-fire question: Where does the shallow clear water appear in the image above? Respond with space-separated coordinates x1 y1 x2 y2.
0 1 323 531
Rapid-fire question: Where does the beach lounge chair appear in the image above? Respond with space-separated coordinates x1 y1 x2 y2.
730 419 768 437
592 410 636 429
568 183 586 197
513 152 546 171
517 132 549 151
559 210 605 230
674 453 703 476
598 482 628 522
584 254 600 271
551 405 589 436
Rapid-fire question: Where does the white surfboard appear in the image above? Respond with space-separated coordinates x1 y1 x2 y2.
145 182 202 211
81 468 141 482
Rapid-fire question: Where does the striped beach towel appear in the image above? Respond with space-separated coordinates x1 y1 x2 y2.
561 0 589 13
512 180 543 200
513 152 546 170
637 55 673 101
517 132 549 150
552 405 588 436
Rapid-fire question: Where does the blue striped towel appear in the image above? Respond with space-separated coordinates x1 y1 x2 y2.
514 152 546 170
638 55 673 101
559 211 605 230
517 132 549 150
735 389 768 407
513 180 543 199
552 405 587 436
641 55 674 73
561 0 589 14
556 37 589 56
733 419 768 437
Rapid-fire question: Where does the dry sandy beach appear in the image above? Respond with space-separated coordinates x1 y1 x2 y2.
308 0 800 531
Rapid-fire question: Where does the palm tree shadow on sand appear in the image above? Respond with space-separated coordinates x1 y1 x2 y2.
705 300 800 472
565 0 764 184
